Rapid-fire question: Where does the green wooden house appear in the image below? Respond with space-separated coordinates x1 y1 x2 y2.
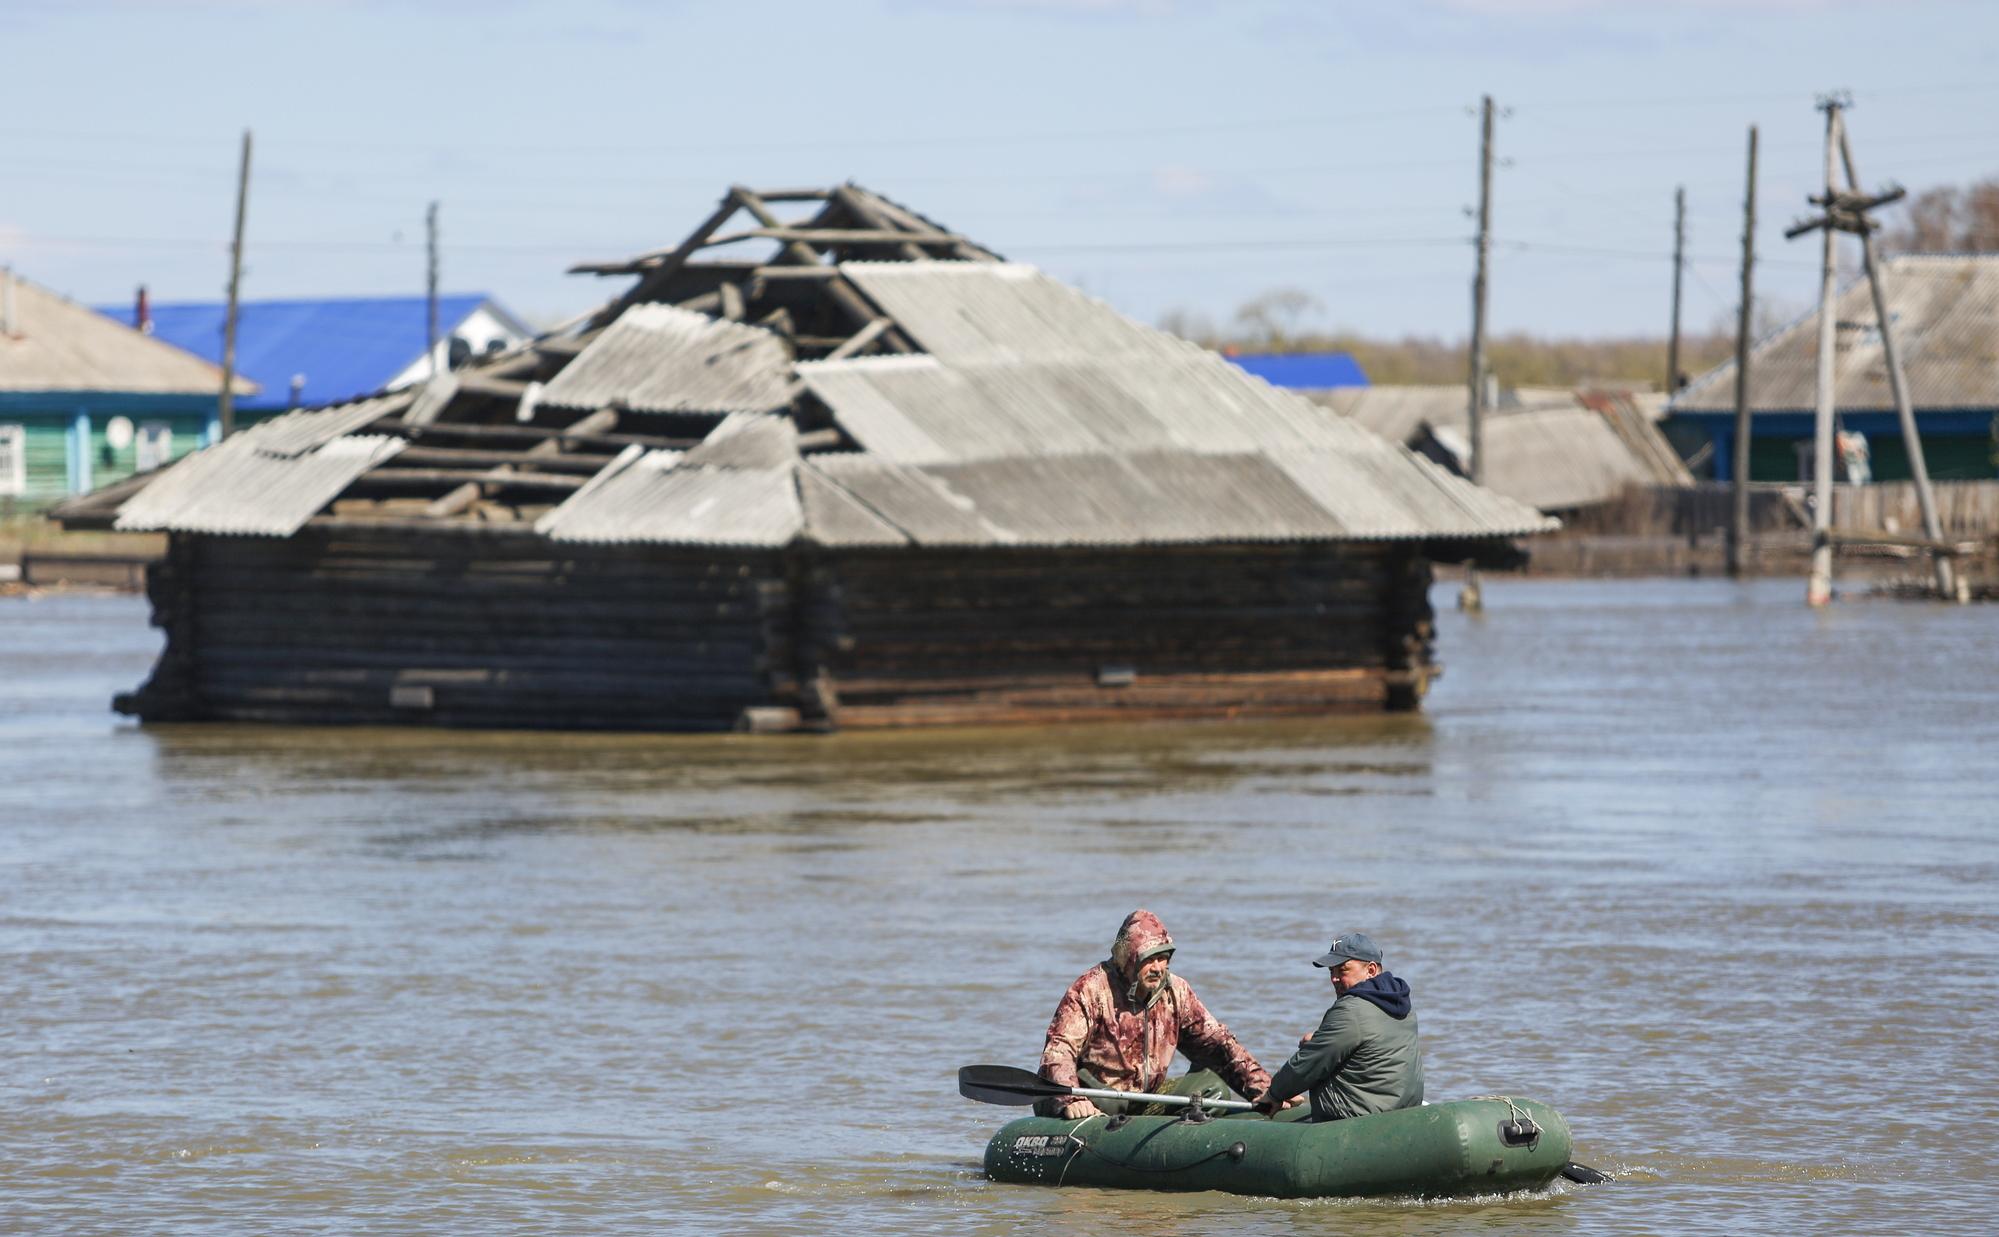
0 269 254 515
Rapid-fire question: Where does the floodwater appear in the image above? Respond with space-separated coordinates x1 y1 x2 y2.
1 578 1994 1235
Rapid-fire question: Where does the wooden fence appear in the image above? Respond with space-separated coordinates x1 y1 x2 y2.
1560 481 1999 539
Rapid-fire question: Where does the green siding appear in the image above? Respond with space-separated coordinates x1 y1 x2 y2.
0 407 212 511
1745 433 1996 482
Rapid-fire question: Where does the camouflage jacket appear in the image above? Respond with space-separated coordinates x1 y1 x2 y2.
1038 963 1271 1119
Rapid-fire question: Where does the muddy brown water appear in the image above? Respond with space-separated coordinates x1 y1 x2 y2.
2 579 1995 1234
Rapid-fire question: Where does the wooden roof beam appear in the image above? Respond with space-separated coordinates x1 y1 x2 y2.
356 468 586 491
732 186 918 354
703 226 961 248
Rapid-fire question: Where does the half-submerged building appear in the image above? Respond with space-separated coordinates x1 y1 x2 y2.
61 185 1553 732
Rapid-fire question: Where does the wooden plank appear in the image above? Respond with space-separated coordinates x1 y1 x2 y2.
398 422 696 451
825 317 893 361
392 446 615 473
358 468 586 490
703 226 959 248
581 192 743 326
731 187 917 352
832 185 931 261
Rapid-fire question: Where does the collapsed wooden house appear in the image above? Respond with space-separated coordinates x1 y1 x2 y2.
59 184 1554 732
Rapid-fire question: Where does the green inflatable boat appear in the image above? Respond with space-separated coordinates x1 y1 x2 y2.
967 1066 1575 1199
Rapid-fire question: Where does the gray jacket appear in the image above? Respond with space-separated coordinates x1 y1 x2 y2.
1265 973 1423 1121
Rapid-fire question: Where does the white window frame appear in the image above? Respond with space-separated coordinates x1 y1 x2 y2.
136 421 174 473
0 424 25 497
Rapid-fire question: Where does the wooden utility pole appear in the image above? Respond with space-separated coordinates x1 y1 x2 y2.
1460 95 1495 614
217 129 252 441
1727 127 1759 579
1787 95 1957 603
1838 128 1957 600
426 200 441 380
1804 100 1842 607
1667 185 1686 393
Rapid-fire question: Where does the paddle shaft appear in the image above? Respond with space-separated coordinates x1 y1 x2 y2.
1068 1084 1257 1113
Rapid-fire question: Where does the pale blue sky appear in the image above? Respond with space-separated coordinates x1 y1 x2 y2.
5 0 1996 345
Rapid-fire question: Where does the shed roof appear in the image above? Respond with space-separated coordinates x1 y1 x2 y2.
1 270 251 396
96 293 518 410
1419 404 1656 513
1672 253 1999 415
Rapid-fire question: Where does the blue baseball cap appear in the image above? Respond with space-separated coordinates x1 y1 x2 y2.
1312 932 1382 968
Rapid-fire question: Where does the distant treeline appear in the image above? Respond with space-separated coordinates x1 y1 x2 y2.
1159 287 1739 389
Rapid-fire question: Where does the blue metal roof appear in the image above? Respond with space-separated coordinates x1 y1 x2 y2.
94 294 507 411
1225 351 1368 389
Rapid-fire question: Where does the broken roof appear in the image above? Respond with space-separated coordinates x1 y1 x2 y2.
59 182 1554 547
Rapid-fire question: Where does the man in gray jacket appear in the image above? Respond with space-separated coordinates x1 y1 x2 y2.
1255 932 1423 1122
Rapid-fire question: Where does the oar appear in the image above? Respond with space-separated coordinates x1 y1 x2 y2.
958 1064 1257 1113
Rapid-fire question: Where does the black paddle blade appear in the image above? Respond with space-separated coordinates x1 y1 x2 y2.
1560 1162 1611 1185
958 1064 1066 1107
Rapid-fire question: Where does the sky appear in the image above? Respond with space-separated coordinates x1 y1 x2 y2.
5 0 1998 348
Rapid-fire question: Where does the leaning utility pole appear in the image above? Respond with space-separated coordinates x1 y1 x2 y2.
1837 124 1957 601
1786 94 1957 604
1460 94 1495 614
1667 185 1686 393
426 200 441 380
217 128 252 441
1726 127 1759 579
1800 99 1843 607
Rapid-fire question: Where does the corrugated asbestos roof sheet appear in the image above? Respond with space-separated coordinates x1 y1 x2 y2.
537 413 809 546
1423 405 1654 512
539 303 794 414
680 411 800 469
1 271 252 395
242 392 413 457
806 270 1375 460
805 453 1015 546
114 427 405 535
791 261 1551 541
799 446 1550 547
921 452 1346 545
1673 254 1999 414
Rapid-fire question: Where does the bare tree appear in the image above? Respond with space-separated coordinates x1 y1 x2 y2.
1232 287 1324 348
1881 176 1999 252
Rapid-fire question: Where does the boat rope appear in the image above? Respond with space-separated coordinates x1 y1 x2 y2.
1054 1118 1094 1188
1469 1095 1533 1124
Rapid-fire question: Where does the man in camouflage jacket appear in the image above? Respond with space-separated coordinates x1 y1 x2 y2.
1036 909 1273 1119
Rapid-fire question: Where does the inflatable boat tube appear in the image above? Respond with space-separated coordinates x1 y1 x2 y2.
983 1096 1572 1199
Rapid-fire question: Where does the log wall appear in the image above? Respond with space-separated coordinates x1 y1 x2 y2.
120 534 1437 732
803 544 1435 729
121 530 795 730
